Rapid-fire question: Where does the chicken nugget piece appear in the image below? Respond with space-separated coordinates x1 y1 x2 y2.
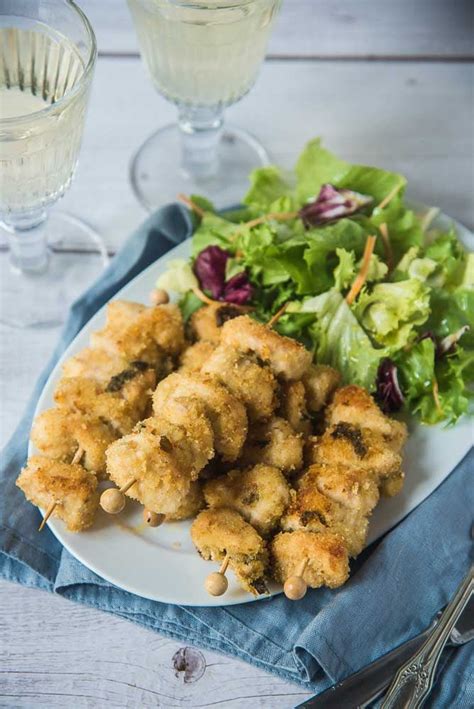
105 300 146 328
54 377 140 435
204 464 291 536
167 482 205 521
380 472 405 497
313 423 402 481
189 303 243 343
62 347 130 383
31 408 115 477
281 485 368 557
136 414 211 479
191 508 268 595
271 530 349 589
91 302 184 361
153 372 247 461
279 380 311 435
239 417 303 474
104 361 158 410
16 456 99 532
327 385 408 451
302 364 341 412
202 345 278 422
221 316 312 381
158 397 215 472
301 464 379 516
106 431 191 515
179 341 216 372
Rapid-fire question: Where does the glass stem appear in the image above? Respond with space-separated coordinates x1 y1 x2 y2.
178 106 224 180
3 210 49 274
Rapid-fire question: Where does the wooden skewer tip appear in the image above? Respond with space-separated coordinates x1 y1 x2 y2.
100 488 126 514
150 288 169 306
143 509 166 527
283 559 308 601
205 554 230 596
71 446 84 465
38 501 57 532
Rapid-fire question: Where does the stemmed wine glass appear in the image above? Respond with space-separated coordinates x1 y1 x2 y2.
0 0 107 328
127 0 282 209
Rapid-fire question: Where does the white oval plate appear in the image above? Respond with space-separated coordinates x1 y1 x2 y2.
30 207 473 607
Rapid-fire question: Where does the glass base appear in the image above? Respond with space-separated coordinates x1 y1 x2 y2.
0 211 109 328
130 123 271 211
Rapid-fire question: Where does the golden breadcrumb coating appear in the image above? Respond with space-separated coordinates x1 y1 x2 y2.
54 377 144 435
167 482 205 521
106 430 191 515
279 380 312 435
301 463 380 516
16 456 99 532
136 415 211 479
239 417 303 474
302 364 341 412
62 347 130 383
179 341 216 372
202 345 278 422
191 508 268 594
158 397 215 471
312 423 403 480
153 372 248 461
91 302 185 361
327 385 408 451
271 530 349 589
281 485 368 557
204 464 292 536
189 303 243 343
220 315 312 381
380 472 405 497
31 408 115 477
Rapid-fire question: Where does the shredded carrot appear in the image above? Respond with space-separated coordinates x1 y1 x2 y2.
378 182 404 210
192 286 217 306
379 222 394 272
432 377 443 415
346 235 377 305
230 211 298 241
267 302 288 329
178 193 206 218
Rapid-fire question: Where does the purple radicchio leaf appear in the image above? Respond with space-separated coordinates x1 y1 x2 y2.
299 183 373 228
193 245 229 299
222 272 253 305
375 358 405 413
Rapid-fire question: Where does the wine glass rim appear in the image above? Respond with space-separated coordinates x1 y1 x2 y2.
161 0 267 7
0 0 97 126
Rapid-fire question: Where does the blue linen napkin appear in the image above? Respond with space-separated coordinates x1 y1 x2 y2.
1 204 472 703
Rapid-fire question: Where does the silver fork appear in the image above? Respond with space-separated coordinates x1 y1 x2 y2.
381 565 474 709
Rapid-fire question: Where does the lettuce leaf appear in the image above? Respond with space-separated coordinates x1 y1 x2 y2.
156 259 198 294
395 339 473 425
302 289 387 389
353 279 431 349
244 166 294 212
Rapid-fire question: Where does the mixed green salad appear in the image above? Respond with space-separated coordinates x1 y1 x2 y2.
157 139 473 426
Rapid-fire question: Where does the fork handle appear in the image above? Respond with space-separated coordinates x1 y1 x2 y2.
381 566 473 709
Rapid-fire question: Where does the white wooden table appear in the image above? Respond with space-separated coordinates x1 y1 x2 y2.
1 1 473 706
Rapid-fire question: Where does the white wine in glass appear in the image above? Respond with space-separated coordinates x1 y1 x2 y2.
0 1 107 328
127 0 282 209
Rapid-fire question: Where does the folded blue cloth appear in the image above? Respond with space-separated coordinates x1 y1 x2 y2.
1 205 472 704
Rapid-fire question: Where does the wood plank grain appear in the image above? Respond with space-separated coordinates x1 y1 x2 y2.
76 0 474 59
0 581 311 708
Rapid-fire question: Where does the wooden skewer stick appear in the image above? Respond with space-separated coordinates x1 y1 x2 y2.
100 479 137 514
205 553 230 596
71 446 84 465
284 558 308 600
38 500 57 532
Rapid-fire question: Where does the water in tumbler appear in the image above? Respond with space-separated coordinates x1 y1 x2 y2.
0 19 88 215
127 0 281 108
